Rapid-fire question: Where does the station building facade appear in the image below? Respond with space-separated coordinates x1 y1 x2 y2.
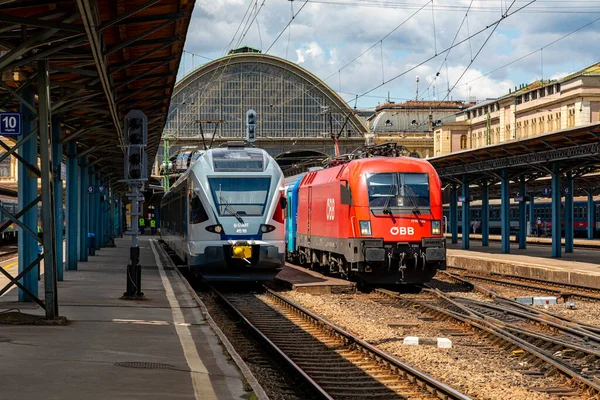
434 62 600 156
367 100 473 158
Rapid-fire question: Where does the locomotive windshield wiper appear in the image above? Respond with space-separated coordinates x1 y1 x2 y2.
382 182 396 215
403 184 421 216
219 196 244 223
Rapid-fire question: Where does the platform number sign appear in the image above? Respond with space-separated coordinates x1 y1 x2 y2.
98 185 105 193
88 186 94 194
0 112 21 136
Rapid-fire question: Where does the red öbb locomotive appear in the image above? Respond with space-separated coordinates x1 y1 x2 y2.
294 156 446 285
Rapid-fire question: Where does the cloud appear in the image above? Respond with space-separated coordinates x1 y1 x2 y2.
181 0 600 107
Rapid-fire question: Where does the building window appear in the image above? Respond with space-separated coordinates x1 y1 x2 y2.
547 114 553 131
523 120 529 136
555 112 561 130
0 155 10 178
532 118 537 135
516 121 522 138
567 106 575 127
460 134 467 149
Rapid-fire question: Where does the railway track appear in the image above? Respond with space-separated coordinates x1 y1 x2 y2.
213 286 470 400
373 287 600 398
446 267 600 302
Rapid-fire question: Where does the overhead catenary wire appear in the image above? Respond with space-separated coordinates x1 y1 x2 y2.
348 0 536 103
417 14 600 102
265 0 309 54
437 0 526 104
271 0 430 110
420 0 474 100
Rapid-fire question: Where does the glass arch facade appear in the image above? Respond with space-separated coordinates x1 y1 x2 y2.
163 54 368 141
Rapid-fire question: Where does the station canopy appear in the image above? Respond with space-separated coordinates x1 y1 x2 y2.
0 0 194 189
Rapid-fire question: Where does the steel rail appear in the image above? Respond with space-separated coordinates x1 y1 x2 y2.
265 288 471 400
374 288 600 397
441 272 600 333
446 267 600 302
211 287 334 400
214 285 471 400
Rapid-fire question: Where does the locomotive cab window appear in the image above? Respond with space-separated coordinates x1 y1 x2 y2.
366 172 430 213
189 190 209 224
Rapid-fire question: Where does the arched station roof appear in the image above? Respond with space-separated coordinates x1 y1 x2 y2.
161 51 368 144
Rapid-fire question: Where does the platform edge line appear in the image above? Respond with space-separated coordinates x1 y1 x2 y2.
153 239 270 400
149 239 218 400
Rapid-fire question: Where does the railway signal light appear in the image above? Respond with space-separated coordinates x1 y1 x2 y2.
246 109 256 143
123 110 148 182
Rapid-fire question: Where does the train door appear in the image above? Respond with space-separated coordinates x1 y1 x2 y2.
307 186 312 243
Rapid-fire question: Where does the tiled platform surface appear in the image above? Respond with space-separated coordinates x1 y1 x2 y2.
0 237 248 400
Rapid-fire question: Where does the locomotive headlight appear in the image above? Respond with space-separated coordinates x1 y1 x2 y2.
206 224 223 234
260 224 276 233
431 220 441 235
359 220 372 236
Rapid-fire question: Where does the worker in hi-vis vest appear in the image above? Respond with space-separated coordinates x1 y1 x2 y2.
150 219 156 236
139 216 146 234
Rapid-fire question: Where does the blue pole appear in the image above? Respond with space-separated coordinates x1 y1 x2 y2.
51 119 64 281
529 192 535 238
565 171 574 253
481 180 489 246
551 163 562 258
588 191 595 240
461 174 470 250
98 178 104 248
18 87 39 301
79 158 88 262
450 184 458 244
95 174 101 250
501 169 510 254
519 178 527 249
66 141 78 270
88 168 96 254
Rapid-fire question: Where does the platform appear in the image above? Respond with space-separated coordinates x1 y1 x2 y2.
445 233 600 248
275 263 356 294
447 241 600 289
0 237 248 400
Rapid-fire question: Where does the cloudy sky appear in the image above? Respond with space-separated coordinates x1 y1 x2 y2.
177 0 600 108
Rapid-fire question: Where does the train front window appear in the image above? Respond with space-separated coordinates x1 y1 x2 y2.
366 173 430 213
209 177 271 217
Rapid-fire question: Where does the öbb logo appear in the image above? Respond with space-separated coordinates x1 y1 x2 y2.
390 226 414 235
326 198 335 221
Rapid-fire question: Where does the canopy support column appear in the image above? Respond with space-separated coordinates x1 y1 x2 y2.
519 178 527 250
501 169 510 254
588 191 595 240
461 174 470 250
17 86 38 301
450 184 458 244
52 119 63 280
66 141 78 270
551 163 562 258
481 180 489 246
79 158 88 262
565 171 574 253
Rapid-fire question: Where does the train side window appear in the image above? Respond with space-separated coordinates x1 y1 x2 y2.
189 191 209 224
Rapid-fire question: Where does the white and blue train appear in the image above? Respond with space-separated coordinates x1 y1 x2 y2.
160 142 287 281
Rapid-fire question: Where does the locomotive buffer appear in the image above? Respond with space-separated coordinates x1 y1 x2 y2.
120 110 148 300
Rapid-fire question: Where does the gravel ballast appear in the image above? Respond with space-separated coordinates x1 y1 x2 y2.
283 291 569 400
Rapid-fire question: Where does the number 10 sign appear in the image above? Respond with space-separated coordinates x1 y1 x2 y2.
0 113 21 136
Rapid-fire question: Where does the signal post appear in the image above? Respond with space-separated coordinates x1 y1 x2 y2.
121 110 148 300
